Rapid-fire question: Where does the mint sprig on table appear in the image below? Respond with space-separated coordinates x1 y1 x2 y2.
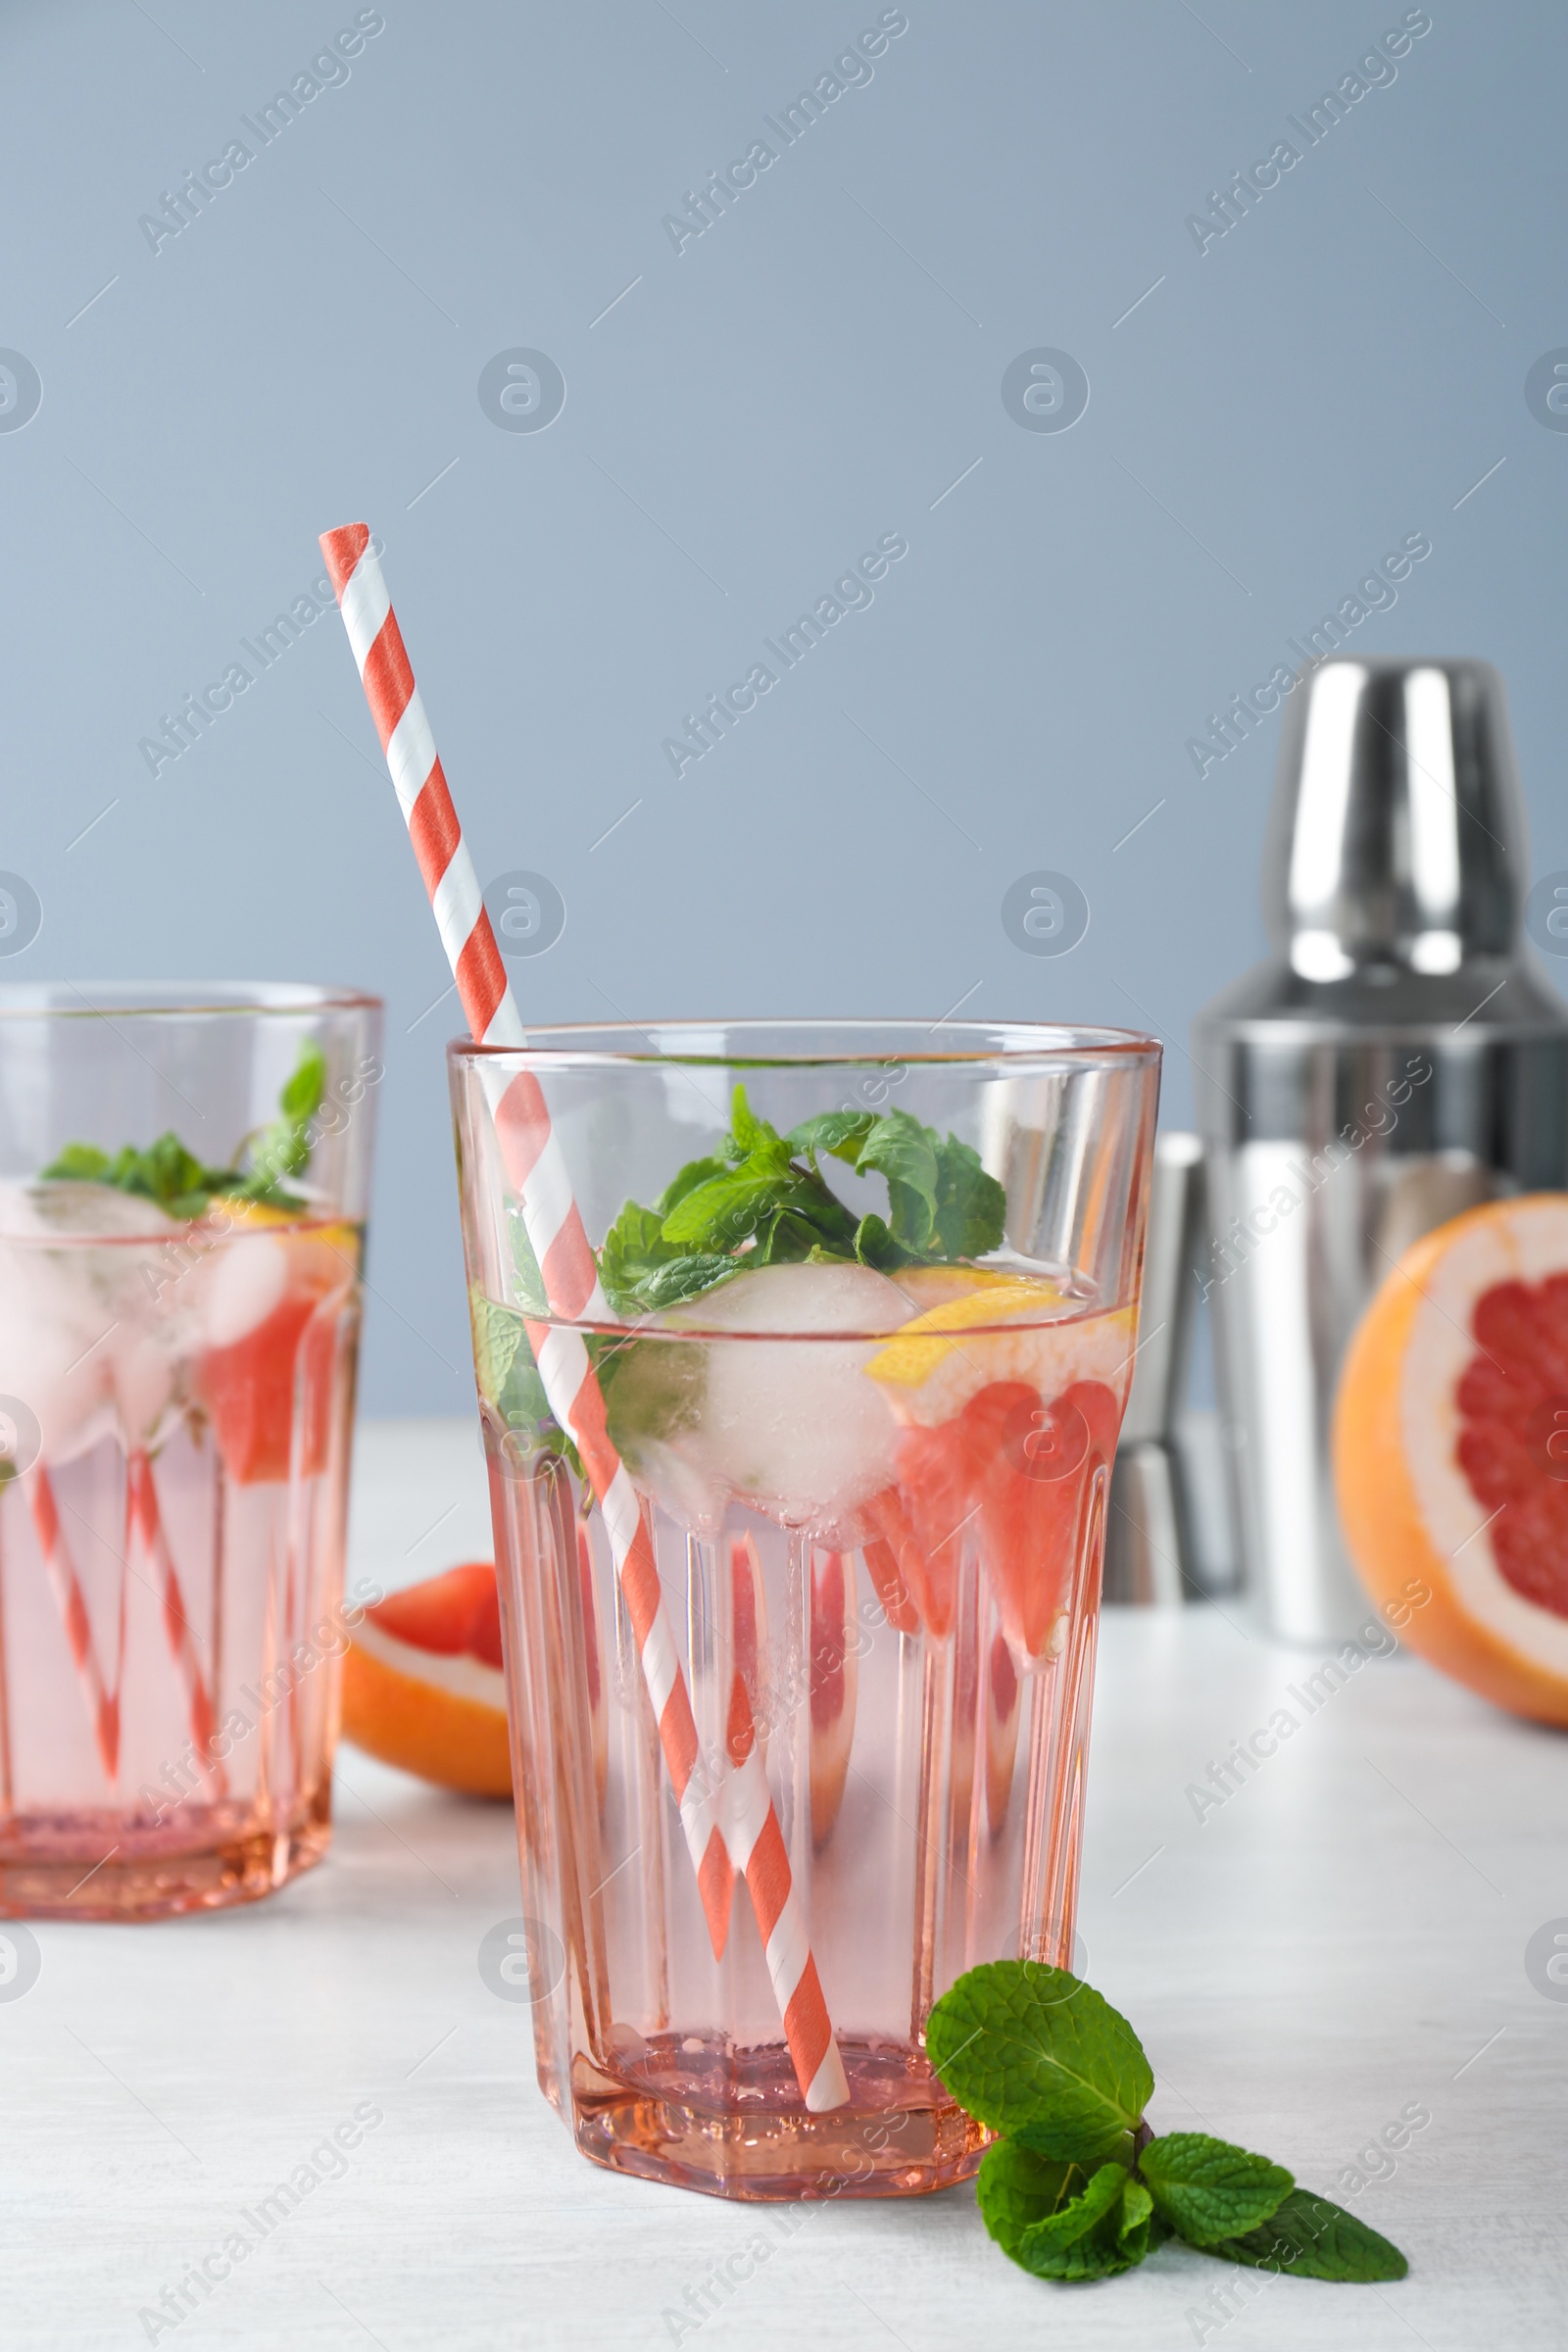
597 1080 1006 1316
927 1961 1408 2286
39 1043 327 1220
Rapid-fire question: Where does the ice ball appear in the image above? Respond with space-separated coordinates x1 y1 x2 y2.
658 1263 909 1524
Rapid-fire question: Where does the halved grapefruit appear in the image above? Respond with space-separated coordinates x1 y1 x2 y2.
1334 1194 1568 1726
341 1562 513 1796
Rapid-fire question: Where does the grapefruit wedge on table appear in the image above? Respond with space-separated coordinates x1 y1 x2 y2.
341 1562 513 1796
1335 1194 1568 1726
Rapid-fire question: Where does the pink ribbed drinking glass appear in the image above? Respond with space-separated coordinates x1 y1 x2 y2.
451 1020 1158 2198
0 983 380 1918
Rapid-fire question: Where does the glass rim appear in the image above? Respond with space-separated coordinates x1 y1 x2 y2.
0 982 382 1023
447 1017 1160 1070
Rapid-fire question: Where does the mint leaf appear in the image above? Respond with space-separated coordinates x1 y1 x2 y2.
497 1347 566 1456
39 1042 326 1221
753 1210 819 1266
601 1331 706 1469
1206 2190 1408 2282
786 1106 998 1258
857 1109 940 1251
724 1081 781 1160
42 1130 242 1218
158 1136 211 1195
779 1186 859 1250
660 1167 794 1250
976 2140 1077 2254
600 1200 673 1315
636 1254 737 1309
933 1132 1006 1258
469 1291 550 1440
852 1211 912 1270
593 1091 1004 1316
656 1155 728 1215
39 1143 112 1182
279 1041 327 1126
1115 2176 1163 2265
601 1189 742 1316
787 1109 875 1164
935 1959 1409 2295
237 1040 328 1197
1017 2162 1127 2264
1139 2133 1293 2245
509 1209 551 1318
468 1289 586 1474
926 1961 1152 2159
125 1134 212 1206
977 2143 1145 2282
469 1289 525 1403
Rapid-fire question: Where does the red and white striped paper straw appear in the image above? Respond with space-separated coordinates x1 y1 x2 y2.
320 522 848 2112
128 1450 222 1791
27 1468 119 1782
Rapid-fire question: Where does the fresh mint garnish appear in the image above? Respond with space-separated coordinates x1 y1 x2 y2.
659 1163 818 1250
926 1959 1152 2159
1115 2176 1159 2266
1139 2132 1295 2244
1207 2189 1409 2282
469 1280 699 1485
472 1080 1010 1489
507 1206 552 1319
790 1102 1005 1261
468 1289 526 1405
477 1077 1007 1484
597 1082 1005 1317
40 1041 328 1220
977 2144 1156 2281
252 1040 328 1190
928 1959 1410 2290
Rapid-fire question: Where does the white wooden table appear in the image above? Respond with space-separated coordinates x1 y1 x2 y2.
7 1421 1565 2349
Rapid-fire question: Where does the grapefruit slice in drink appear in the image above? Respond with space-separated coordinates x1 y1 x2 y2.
1334 1194 1568 1725
341 1561 513 1796
880 1414 971 1638
865 1273 1134 1428
196 1205 359 1485
964 1377 1123 1657
859 1531 921 1636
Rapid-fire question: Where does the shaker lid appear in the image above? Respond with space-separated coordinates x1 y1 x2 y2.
1262 658 1526 980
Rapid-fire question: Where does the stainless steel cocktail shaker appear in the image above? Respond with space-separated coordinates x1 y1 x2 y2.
1192 658 1568 1643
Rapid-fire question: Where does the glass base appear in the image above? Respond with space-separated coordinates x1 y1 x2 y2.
0 1782 332 1920
569 2037 988 2200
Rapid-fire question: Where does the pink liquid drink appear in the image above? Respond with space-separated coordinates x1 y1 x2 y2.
451 1022 1159 2198
0 986 380 1918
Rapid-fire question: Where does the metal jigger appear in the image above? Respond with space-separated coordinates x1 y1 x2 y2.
1192 658 1568 1643
1102 1132 1204 1605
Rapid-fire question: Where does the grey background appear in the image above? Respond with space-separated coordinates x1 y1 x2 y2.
3 0 1564 1414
